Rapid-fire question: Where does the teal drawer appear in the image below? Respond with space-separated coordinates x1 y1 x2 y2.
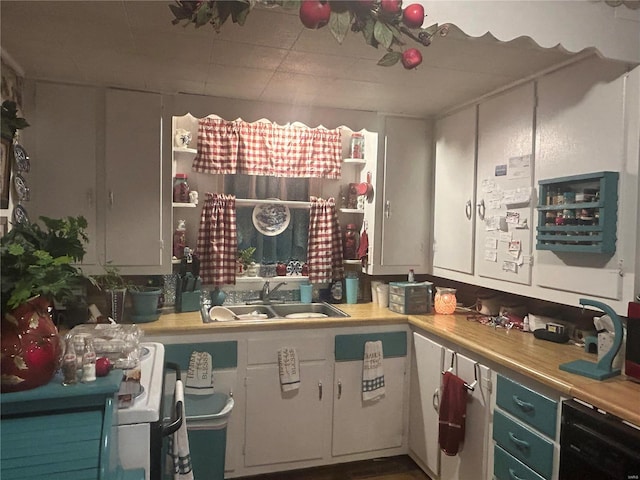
334 331 407 361
164 341 238 370
1 410 103 480
493 410 554 480
494 444 546 480
496 374 557 438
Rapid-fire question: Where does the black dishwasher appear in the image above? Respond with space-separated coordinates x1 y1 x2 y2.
560 399 640 480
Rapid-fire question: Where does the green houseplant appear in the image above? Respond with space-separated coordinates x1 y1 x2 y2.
0 215 90 392
237 246 256 276
90 262 128 323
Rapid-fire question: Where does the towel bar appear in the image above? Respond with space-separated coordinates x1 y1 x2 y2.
441 352 479 392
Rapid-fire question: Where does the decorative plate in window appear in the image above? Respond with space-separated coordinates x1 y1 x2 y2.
252 200 290 236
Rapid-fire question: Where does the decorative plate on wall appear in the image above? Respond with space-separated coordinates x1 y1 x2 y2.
252 200 290 236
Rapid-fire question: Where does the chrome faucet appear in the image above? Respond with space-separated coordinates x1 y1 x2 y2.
261 280 287 303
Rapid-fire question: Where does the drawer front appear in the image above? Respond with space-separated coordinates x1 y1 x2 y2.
1 409 102 479
334 331 407 361
248 335 327 365
494 444 546 480
165 341 238 370
493 410 554 480
496 374 557 437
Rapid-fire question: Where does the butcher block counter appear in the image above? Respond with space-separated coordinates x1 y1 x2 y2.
142 302 639 426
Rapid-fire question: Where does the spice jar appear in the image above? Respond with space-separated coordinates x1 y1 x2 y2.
173 173 190 203
61 336 78 386
81 337 97 383
343 223 358 260
350 133 364 159
434 287 457 315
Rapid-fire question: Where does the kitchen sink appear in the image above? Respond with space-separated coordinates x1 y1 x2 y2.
203 302 349 323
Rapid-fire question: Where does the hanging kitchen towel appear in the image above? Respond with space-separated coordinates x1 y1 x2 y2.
278 347 300 392
185 351 215 395
362 340 385 401
438 371 468 456
357 225 369 268
167 380 194 480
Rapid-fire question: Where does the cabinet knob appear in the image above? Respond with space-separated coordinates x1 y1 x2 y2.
337 380 342 399
109 190 114 207
432 388 440 413
385 200 391 218
318 381 322 400
465 200 472 220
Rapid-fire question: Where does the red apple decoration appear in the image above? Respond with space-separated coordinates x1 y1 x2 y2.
380 0 402 13
1 297 63 392
96 357 113 377
402 3 424 28
299 0 331 29
401 48 422 69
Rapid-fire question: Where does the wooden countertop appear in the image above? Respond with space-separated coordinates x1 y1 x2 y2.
142 302 639 426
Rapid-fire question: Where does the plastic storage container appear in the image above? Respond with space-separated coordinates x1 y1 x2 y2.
388 281 433 314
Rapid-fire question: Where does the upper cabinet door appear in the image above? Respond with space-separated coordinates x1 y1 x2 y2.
366 116 432 275
30 82 99 268
105 89 164 269
475 83 535 285
433 106 478 275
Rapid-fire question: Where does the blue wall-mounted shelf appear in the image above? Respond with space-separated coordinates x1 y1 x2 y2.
536 171 618 254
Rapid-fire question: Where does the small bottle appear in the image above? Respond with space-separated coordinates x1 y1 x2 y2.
173 174 190 203
62 336 78 386
81 337 97 383
408 269 415 282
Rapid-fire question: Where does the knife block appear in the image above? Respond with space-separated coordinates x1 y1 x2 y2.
179 291 201 313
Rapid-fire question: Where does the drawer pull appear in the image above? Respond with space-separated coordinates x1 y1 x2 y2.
318 382 322 400
512 395 534 412
508 467 526 480
508 432 530 451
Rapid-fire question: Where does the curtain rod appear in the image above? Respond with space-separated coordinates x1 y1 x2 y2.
235 198 311 209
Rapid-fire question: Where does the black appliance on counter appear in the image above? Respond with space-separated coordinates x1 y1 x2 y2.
559 399 640 480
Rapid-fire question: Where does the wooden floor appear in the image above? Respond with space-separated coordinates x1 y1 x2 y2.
235 456 432 480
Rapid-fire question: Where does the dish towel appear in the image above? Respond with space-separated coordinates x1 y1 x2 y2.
167 380 194 480
278 347 300 392
185 351 215 395
362 340 385 401
438 371 468 456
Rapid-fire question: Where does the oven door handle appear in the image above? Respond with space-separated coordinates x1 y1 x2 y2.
162 362 184 437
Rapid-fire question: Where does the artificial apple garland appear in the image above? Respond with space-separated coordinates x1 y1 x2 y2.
169 0 449 69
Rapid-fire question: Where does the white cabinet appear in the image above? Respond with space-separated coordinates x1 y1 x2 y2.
475 83 535 285
364 116 432 275
25 83 166 274
28 82 100 267
409 331 492 480
244 333 332 469
332 331 409 458
433 106 478 275
332 357 406 456
104 89 165 271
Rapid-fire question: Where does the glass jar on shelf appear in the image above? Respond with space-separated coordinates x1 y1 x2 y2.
350 132 365 159
173 173 190 203
343 223 358 260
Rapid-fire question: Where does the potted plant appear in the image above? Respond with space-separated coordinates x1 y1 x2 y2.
0 215 90 392
127 281 162 323
90 262 128 323
238 246 256 277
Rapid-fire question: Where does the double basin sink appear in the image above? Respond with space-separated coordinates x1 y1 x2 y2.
203 302 349 323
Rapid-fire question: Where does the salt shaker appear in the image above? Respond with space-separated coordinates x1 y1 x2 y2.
81 337 97 383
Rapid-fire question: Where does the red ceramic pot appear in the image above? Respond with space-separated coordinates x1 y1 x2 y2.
1 296 63 393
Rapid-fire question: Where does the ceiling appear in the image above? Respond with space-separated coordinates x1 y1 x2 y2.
0 1 593 118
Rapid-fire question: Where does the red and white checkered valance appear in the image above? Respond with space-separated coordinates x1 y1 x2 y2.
193 117 342 179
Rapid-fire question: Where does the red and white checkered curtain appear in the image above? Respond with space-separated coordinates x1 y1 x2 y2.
197 193 237 286
193 118 342 178
307 197 344 284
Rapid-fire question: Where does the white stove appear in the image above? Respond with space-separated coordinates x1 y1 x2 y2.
116 342 165 480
